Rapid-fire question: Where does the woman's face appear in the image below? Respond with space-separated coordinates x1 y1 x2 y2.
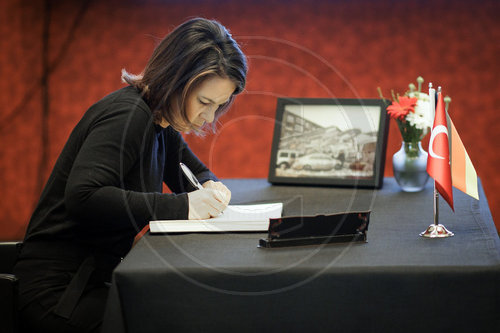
185 76 236 129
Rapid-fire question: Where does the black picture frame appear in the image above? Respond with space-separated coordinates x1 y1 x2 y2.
268 98 389 188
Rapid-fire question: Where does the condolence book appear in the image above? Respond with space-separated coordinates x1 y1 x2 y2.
149 203 283 233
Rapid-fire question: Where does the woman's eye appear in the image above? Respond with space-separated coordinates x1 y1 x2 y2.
199 100 209 106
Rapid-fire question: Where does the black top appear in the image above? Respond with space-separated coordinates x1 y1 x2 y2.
21 86 217 260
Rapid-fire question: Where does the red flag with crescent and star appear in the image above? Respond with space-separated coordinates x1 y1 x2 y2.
427 91 454 211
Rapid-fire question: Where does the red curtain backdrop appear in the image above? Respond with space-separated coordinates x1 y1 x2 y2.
1 0 498 240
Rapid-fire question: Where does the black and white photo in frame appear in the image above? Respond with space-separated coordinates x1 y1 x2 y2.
268 98 389 188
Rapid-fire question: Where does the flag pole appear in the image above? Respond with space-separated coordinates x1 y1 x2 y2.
420 85 454 238
420 179 454 238
434 180 439 226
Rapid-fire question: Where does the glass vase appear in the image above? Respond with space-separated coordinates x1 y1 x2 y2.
392 141 429 192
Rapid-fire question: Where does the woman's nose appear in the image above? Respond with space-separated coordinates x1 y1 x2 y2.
202 107 216 123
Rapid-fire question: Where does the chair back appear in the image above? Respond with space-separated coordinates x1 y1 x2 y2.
0 242 21 273
0 241 22 333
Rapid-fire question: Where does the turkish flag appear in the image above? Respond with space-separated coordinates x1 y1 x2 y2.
427 91 454 211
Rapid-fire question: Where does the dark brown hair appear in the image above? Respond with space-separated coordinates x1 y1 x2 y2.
122 18 247 132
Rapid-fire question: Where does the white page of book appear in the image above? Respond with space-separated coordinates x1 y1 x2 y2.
149 203 282 233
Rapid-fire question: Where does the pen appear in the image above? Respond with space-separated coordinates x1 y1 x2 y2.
180 162 204 190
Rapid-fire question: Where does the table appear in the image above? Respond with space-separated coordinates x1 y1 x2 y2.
102 178 500 333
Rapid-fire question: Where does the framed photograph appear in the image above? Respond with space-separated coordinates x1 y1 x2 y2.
268 98 389 188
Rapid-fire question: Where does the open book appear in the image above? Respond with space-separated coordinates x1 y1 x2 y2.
149 203 283 233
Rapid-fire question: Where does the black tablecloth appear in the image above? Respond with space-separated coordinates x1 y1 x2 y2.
102 178 500 333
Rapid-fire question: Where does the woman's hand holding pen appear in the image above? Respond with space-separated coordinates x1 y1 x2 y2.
187 181 231 219
202 180 231 205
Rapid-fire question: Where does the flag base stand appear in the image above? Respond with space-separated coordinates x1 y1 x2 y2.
419 223 454 238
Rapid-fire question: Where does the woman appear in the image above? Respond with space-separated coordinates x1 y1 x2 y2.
13 17 247 332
